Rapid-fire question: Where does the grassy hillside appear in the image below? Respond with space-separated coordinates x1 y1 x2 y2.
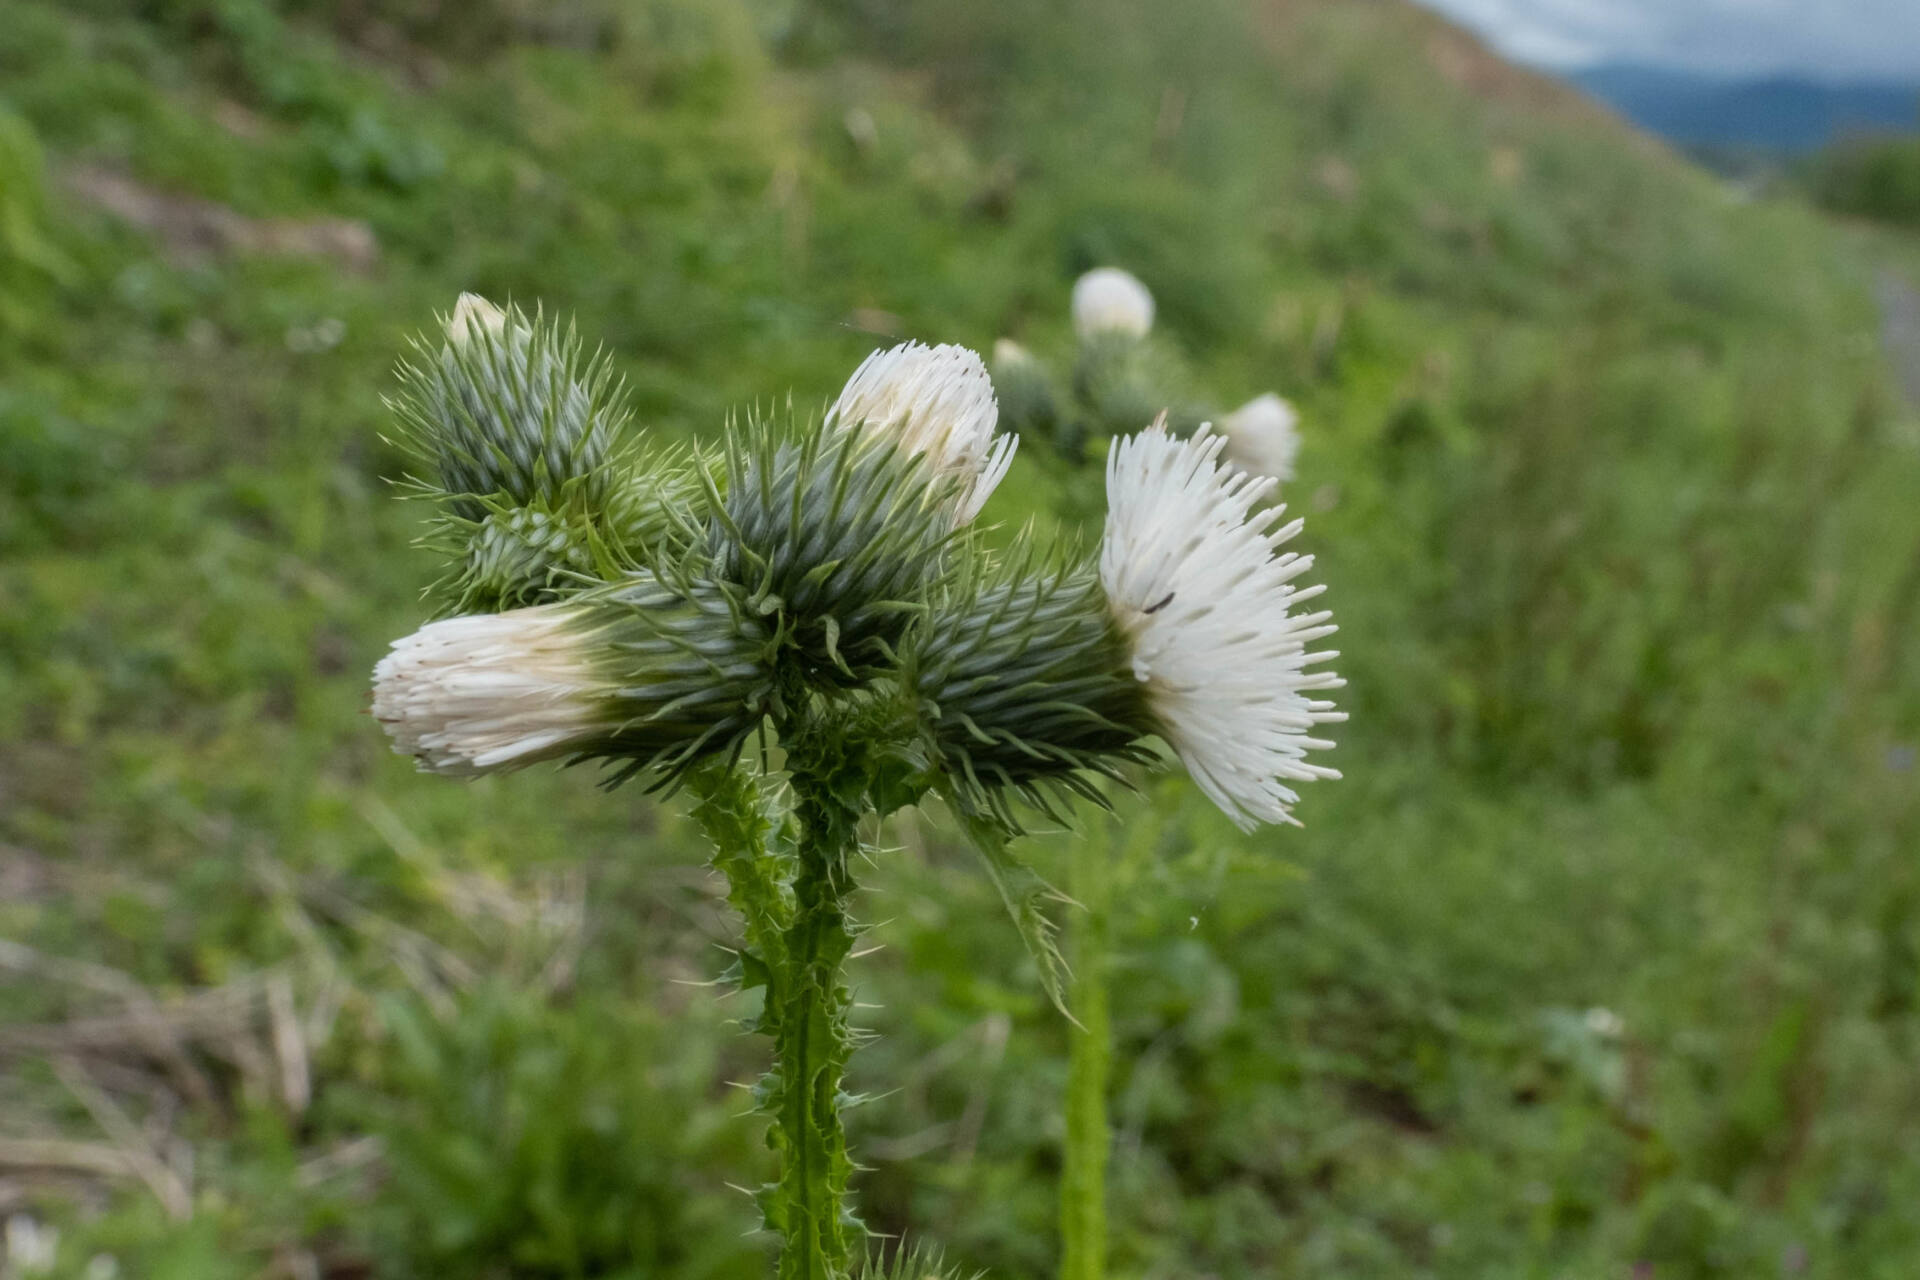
3 0 1919 1276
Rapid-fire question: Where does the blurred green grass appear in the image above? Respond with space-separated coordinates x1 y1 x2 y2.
2 0 1919 1276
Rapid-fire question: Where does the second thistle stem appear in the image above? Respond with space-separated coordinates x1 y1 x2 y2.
766 735 862 1280
1060 827 1114 1280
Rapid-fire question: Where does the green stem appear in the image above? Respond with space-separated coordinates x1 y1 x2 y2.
688 763 794 971
1060 828 1113 1280
766 739 861 1280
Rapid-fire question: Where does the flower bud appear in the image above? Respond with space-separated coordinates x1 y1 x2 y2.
991 338 1032 369
392 298 630 520
1218 393 1301 483
457 506 597 612
1071 267 1155 340
990 339 1062 444
829 341 1015 524
447 292 508 347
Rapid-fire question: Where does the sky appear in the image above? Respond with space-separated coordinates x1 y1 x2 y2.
1411 0 1920 82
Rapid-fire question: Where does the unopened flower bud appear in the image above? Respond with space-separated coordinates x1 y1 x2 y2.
393 298 629 520
830 341 1015 524
1218 393 1301 483
992 338 1034 369
990 338 1063 444
1071 267 1155 340
447 292 508 347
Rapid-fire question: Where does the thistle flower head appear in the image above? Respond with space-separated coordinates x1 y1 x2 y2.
1219 392 1302 484
1072 267 1155 340
829 341 1015 524
713 412 961 680
908 553 1157 826
373 574 770 784
1100 421 1343 829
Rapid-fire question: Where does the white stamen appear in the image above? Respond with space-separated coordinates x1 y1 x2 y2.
372 608 611 776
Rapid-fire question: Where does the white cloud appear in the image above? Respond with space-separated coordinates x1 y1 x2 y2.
1414 0 1920 80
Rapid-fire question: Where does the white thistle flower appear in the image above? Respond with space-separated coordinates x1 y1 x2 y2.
372 607 612 776
1218 393 1302 483
1100 420 1343 829
447 291 508 346
829 341 1016 523
1071 267 1155 340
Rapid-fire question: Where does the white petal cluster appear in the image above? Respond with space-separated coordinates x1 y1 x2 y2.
1071 267 1155 340
1100 422 1343 829
1218 393 1301 483
372 607 612 776
830 341 1016 523
447 292 508 347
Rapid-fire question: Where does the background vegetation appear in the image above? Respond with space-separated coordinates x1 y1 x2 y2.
3 0 1919 1276
1809 134 1920 230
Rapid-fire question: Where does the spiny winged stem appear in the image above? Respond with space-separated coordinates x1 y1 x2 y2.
690 729 866 1280
766 714 868 1280
688 763 794 994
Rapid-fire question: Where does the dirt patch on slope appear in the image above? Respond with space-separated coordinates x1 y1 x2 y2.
62 165 378 272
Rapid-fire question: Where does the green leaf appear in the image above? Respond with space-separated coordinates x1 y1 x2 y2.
957 808 1075 1021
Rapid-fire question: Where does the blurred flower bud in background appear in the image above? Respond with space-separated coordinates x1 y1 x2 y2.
1219 392 1302 483
1071 266 1155 339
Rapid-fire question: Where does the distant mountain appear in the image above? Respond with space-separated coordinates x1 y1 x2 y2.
1570 63 1920 152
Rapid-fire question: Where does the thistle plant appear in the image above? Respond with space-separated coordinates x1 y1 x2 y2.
369 292 1342 1279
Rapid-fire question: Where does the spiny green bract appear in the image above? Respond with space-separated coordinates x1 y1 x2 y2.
451 464 702 612
459 504 598 609
706 412 967 683
386 302 702 612
391 302 631 515
569 569 776 788
859 1241 984 1280
906 553 1159 829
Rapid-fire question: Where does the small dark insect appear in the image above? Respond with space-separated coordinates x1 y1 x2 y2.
1143 592 1176 615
